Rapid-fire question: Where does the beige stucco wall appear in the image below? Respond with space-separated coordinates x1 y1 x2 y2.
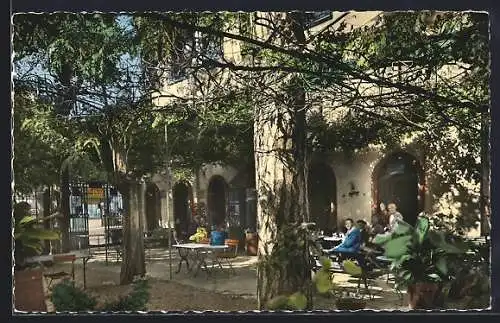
151 12 483 237
325 144 426 226
196 163 239 204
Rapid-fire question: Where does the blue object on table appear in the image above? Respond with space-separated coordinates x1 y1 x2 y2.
210 230 226 245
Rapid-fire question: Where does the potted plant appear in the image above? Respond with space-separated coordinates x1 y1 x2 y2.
245 228 258 256
373 216 468 309
14 202 61 311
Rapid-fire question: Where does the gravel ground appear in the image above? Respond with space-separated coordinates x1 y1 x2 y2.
87 278 258 312
41 260 419 312
44 262 258 312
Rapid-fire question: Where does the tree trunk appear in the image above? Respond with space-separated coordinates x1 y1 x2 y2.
42 187 51 254
255 13 313 310
479 108 490 236
60 163 71 253
119 178 146 285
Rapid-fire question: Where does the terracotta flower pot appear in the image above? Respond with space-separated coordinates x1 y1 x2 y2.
14 268 47 312
245 233 258 256
407 282 441 309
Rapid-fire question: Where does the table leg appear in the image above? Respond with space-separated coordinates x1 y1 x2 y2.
193 250 209 277
83 258 88 289
175 249 190 274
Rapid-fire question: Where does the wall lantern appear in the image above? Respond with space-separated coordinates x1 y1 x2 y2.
348 181 360 197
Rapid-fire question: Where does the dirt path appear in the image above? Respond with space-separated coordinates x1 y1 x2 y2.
87 278 258 311
44 259 409 312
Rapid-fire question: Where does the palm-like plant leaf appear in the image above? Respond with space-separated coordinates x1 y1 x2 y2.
18 215 37 226
435 256 448 275
315 270 333 294
287 292 307 310
393 220 413 235
373 232 393 245
22 228 60 241
415 216 430 244
384 235 413 259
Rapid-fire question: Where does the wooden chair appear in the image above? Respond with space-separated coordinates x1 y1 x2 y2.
214 239 239 275
43 254 76 289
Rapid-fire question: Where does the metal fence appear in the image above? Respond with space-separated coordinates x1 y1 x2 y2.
69 182 123 251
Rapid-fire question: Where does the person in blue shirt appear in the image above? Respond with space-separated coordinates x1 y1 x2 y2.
331 218 362 254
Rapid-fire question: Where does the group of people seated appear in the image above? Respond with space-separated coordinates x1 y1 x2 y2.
323 202 403 259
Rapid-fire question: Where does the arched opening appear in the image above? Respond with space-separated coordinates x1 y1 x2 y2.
207 176 227 227
145 183 161 232
372 151 424 226
308 162 337 232
173 181 192 239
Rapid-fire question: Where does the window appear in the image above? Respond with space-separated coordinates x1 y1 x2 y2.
304 11 332 28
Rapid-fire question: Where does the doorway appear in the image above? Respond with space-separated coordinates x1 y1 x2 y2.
145 183 161 232
207 176 227 227
173 181 192 239
373 152 424 226
308 162 337 232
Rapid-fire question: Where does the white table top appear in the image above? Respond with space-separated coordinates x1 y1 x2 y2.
375 255 392 262
320 236 343 241
173 243 229 250
25 250 92 263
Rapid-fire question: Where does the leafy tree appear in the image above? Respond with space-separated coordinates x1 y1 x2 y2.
139 11 489 308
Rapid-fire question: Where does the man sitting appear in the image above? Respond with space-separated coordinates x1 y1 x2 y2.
324 218 362 258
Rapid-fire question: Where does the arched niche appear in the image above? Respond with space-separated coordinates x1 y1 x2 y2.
173 180 193 239
372 151 425 226
145 183 161 232
207 175 228 228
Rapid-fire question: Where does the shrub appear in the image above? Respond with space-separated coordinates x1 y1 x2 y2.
50 278 150 312
50 279 97 312
101 279 150 311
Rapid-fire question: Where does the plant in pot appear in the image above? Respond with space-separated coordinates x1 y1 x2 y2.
244 228 258 256
373 216 469 309
14 202 61 311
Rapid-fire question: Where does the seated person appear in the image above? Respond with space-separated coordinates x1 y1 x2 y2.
371 207 387 236
210 224 227 245
325 218 362 256
339 218 354 235
356 220 370 247
387 202 403 232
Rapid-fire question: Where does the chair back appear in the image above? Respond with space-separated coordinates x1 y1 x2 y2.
224 239 239 255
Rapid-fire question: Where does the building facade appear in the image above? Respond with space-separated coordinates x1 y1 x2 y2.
153 11 484 238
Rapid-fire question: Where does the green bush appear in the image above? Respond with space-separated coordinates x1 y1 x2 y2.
50 278 150 312
101 279 150 311
50 279 97 312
